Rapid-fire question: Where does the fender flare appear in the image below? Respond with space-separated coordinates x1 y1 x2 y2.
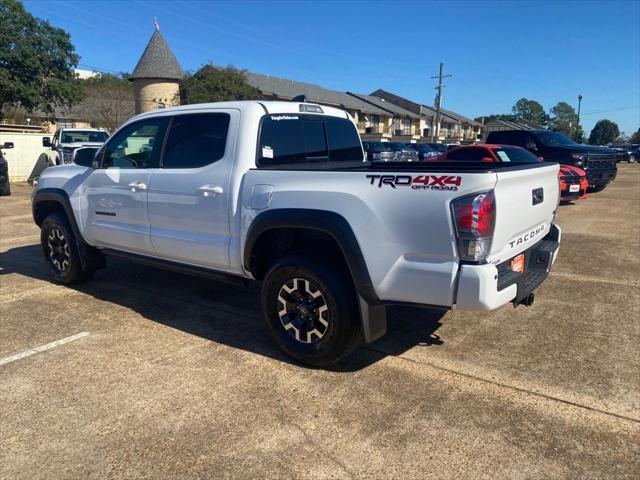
32 188 105 270
244 208 379 306
33 188 83 237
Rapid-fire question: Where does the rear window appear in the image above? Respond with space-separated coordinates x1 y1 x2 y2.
493 147 541 162
325 116 363 162
258 114 363 166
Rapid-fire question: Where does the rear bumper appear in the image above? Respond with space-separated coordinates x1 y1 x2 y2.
455 224 561 310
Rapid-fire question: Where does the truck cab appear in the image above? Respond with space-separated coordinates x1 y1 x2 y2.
485 130 617 193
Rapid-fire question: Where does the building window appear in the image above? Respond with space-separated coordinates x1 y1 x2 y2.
403 118 412 135
370 114 379 128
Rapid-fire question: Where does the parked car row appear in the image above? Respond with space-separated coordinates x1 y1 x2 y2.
362 141 438 161
484 130 618 193
362 129 619 199
437 144 588 203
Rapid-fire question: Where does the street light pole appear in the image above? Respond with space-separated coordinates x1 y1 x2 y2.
576 94 583 141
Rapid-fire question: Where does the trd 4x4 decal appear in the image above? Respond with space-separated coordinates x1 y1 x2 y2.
366 174 462 191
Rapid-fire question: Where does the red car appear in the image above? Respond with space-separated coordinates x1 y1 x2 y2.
437 144 588 203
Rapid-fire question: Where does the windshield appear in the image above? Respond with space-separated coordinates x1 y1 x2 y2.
535 131 577 147
60 130 109 143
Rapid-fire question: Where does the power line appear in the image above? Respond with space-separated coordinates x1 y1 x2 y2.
580 106 640 115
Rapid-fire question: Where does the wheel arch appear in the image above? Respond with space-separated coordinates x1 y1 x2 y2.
33 188 105 270
244 209 379 306
33 188 82 237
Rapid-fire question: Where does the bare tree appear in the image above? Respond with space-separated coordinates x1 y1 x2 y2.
76 74 135 131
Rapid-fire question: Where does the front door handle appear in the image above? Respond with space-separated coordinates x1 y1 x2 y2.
198 185 224 197
128 181 147 192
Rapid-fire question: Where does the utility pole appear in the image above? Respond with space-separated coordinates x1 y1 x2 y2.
430 63 452 143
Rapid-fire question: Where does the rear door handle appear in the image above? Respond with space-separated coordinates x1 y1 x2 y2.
198 185 223 197
128 181 147 192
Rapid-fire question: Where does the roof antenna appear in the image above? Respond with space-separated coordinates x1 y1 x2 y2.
154 17 160 31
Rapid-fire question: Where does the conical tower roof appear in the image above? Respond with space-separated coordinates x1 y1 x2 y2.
129 29 184 81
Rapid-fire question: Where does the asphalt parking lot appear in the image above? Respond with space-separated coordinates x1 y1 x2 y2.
1 165 639 480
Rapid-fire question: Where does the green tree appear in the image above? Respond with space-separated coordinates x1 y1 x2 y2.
474 114 518 123
630 128 640 144
0 0 82 119
511 98 548 126
549 101 584 140
180 64 260 104
588 119 620 145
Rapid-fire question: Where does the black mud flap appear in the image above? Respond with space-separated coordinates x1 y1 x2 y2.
358 296 387 343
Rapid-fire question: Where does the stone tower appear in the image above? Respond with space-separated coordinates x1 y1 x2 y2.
129 26 184 114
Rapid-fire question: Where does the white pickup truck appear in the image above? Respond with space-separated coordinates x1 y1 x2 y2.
32 101 561 366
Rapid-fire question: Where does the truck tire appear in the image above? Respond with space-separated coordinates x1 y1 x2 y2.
587 184 607 193
261 254 362 367
40 212 94 284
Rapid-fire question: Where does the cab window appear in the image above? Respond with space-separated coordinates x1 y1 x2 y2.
102 118 169 169
257 115 363 166
163 113 230 169
258 115 328 166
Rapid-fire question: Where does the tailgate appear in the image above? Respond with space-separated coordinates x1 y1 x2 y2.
490 163 559 262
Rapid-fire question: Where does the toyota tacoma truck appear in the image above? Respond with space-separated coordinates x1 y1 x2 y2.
32 101 562 366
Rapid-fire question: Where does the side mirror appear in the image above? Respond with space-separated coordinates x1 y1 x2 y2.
92 150 104 169
42 137 51 148
1 142 14 149
72 147 98 168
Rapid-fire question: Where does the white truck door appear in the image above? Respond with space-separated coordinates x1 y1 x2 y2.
147 110 238 269
83 117 170 254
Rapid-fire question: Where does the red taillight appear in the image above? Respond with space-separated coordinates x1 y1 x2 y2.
453 192 495 236
451 191 496 262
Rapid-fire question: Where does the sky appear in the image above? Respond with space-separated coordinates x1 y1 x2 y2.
22 0 640 136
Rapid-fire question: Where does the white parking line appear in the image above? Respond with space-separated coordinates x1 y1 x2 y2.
0 332 89 366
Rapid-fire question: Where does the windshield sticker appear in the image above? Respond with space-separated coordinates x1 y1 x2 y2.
270 115 299 121
366 174 461 191
262 146 274 158
496 151 511 162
